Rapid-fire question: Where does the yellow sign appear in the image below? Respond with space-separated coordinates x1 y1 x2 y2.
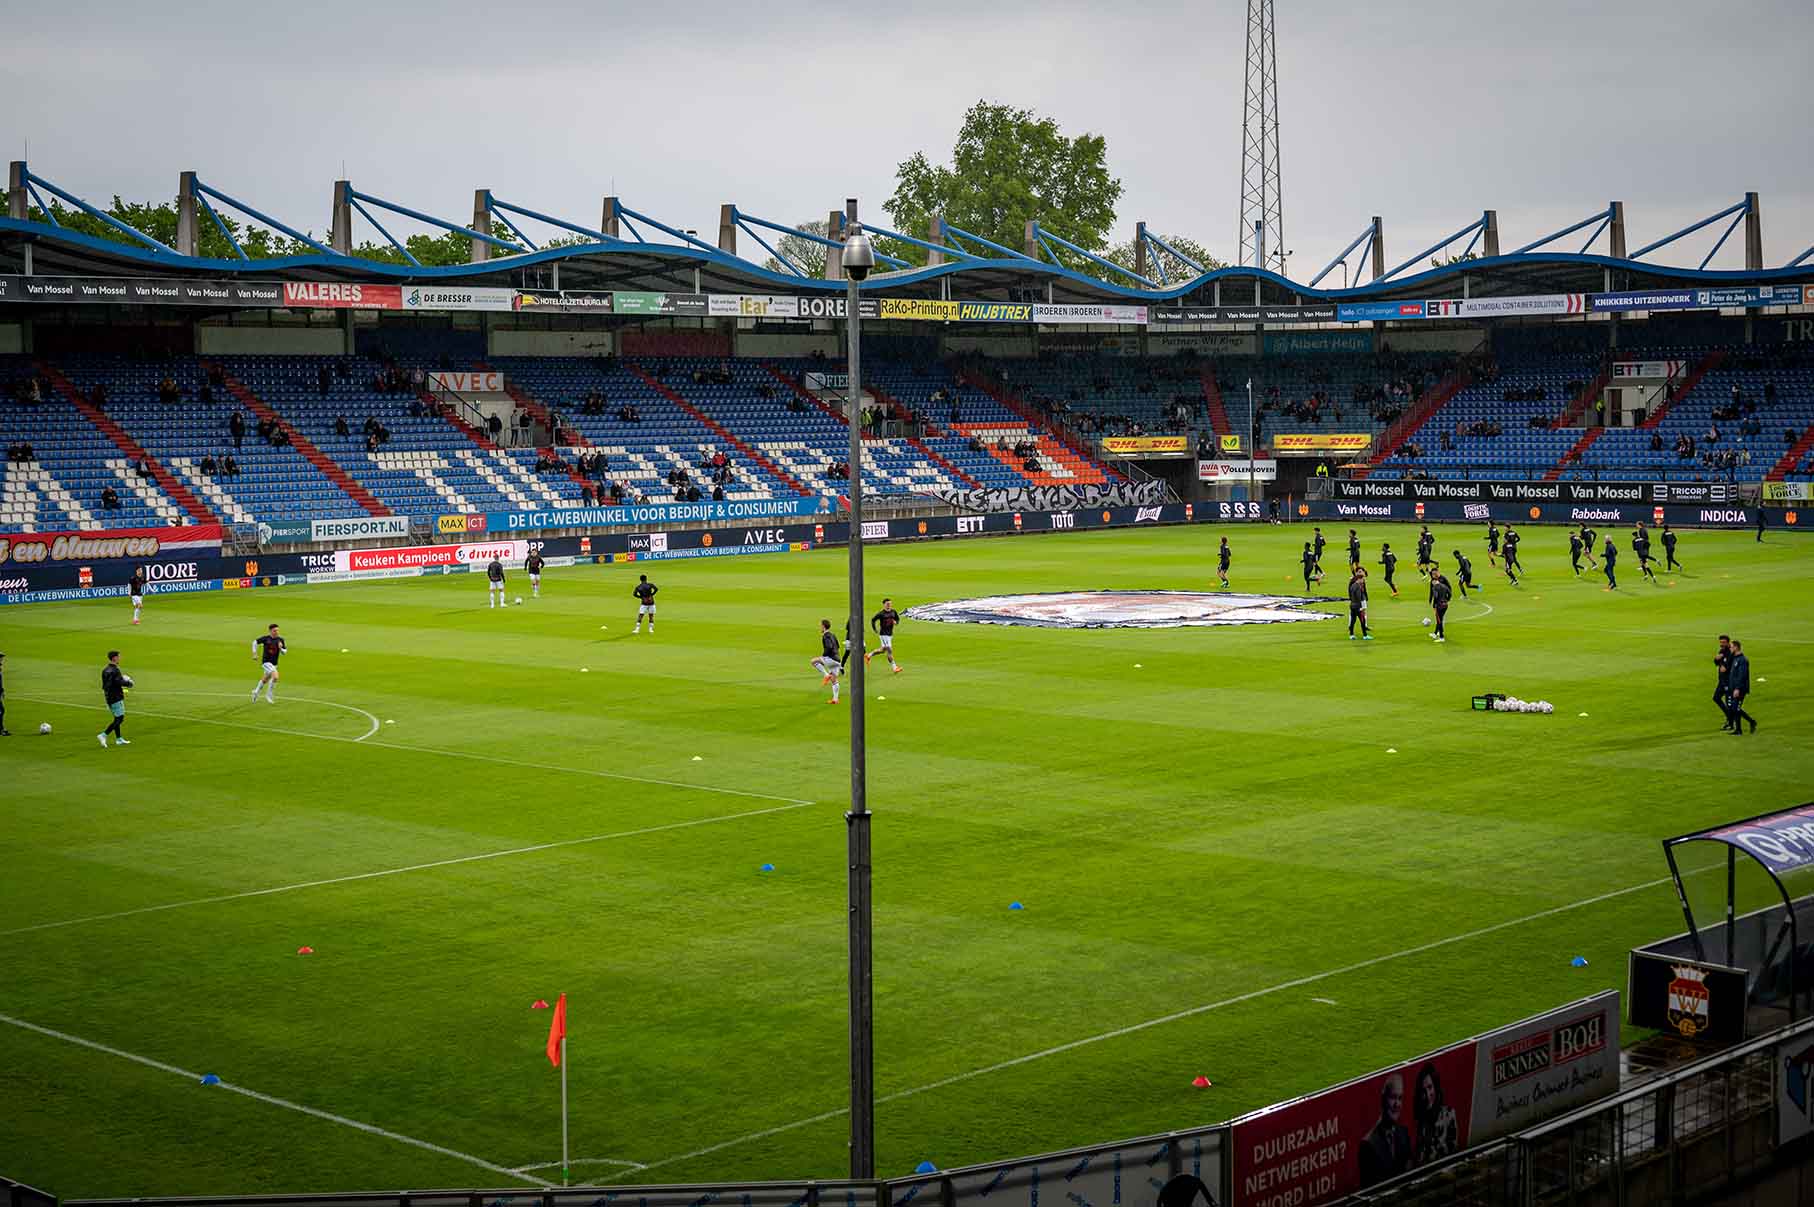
956 301 1034 322
1218 434 1242 454
1272 433 1372 452
1099 435 1190 455
879 298 960 322
437 514 470 534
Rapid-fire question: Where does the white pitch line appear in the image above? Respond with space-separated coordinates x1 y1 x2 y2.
626 872 1680 1177
513 1157 649 1173
11 693 813 805
154 689 381 741
0 800 813 938
0 1010 551 1188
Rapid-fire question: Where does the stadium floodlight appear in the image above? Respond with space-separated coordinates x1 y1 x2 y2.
840 205 876 1182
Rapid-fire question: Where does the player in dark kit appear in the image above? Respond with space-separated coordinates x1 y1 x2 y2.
1579 524 1599 570
1602 537 1618 590
1452 550 1477 597
869 598 903 673
810 619 843 703
1501 526 1523 579
1428 571 1452 642
1378 543 1398 597
1568 529 1584 575
129 567 147 625
0 650 9 736
1416 527 1435 577
1311 527 1328 582
99 650 133 747
1662 524 1681 571
633 575 658 633
1301 542 1318 592
1347 566 1371 640
1632 524 1659 583
486 557 506 609
525 551 545 598
1485 521 1501 566
1216 537 1232 589
1347 528 1362 568
251 623 287 703
1713 635 1734 730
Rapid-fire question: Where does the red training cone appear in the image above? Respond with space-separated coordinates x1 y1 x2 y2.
296 946 314 955
1191 1076 1212 1088
531 999 550 1010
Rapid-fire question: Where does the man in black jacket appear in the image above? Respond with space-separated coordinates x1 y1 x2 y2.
1713 635 1734 731
1347 566 1371 641
99 650 133 747
1428 571 1452 642
1728 640 1757 734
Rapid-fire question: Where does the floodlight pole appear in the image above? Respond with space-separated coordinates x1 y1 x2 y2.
1247 379 1257 502
843 208 877 1182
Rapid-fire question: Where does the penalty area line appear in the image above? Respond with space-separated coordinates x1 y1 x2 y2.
0 1010 551 1188
0 800 813 938
625 871 1681 1178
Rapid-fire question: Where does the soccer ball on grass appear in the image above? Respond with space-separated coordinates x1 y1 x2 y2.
1421 617 1432 627
515 596 524 605
38 722 52 735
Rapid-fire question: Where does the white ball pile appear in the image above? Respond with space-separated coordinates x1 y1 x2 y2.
1492 696 1554 714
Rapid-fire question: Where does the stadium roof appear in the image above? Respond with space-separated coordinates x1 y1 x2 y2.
4 165 1810 309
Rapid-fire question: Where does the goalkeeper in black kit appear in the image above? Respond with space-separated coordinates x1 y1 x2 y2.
868 598 903 674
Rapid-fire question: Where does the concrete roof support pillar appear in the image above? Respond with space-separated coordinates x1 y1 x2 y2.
470 190 492 263
176 171 200 257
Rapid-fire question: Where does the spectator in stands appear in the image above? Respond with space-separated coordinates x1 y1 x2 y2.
712 482 725 502
271 427 290 449
100 486 121 511
581 483 596 505
335 415 350 438
487 414 503 440
158 375 180 405
200 455 217 476
207 363 225 390
1787 428 1800 447
90 382 109 408
609 480 625 503
229 409 245 449
365 433 379 454
1706 423 1721 445
25 378 42 405
134 458 151 480
222 455 239 478
318 365 332 397
1650 431 1665 452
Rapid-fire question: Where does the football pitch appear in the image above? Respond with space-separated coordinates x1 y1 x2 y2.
2 522 1810 1198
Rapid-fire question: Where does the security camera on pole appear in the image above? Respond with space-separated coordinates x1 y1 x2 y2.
839 201 877 1182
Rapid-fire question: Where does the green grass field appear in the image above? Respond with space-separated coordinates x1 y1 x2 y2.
2 522 1810 1198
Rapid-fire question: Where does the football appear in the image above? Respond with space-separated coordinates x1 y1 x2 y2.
515 596 524 605
38 722 52 735
1421 617 1432 627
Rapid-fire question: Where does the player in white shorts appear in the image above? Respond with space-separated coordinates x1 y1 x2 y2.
812 619 842 703
486 557 506 609
251 624 287 703
633 575 658 633
525 551 545 598
867 597 903 673
129 567 147 625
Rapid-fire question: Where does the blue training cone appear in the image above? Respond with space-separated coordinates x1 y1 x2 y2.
760 863 775 872
1570 956 1588 968
915 1161 937 1174
200 1074 221 1086
1009 902 1024 911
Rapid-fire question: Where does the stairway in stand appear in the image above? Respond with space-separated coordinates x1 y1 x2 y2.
954 365 1123 482
1767 422 1814 480
1638 351 1724 430
1198 366 1233 438
626 364 812 496
1544 429 1606 482
36 361 217 524
1357 370 1469 478
764 363 981 489
205 363 389 516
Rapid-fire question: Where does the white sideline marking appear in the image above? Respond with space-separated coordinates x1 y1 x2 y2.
513 1157 648 1173
625 872 1681 1177
0 800 812 937
10 693 812 805
0 1010 551 1188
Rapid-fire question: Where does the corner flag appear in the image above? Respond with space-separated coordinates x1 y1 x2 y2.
546 993 567 1067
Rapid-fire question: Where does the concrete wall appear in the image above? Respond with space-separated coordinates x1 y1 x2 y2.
195 325 345 356
734 331 841 358
1375 327 1486 354
489 329 617 357
0 323 22 354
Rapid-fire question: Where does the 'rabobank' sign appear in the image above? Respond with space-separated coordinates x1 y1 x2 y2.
493 498 822 531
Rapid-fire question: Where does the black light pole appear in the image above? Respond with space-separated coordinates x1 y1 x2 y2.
840 201 877 1182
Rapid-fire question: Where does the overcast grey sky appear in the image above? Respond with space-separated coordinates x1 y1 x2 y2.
9 0 1812 277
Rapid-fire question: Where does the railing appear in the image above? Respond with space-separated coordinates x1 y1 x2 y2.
1346 1014 1814 1206
1110 455 1184 503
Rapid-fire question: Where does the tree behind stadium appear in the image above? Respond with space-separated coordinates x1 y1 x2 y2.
884 101 1123 268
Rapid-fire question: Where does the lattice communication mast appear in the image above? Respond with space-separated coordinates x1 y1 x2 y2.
1238 0 1285 273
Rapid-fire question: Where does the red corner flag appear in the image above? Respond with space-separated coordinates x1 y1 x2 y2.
545 993 567 1067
